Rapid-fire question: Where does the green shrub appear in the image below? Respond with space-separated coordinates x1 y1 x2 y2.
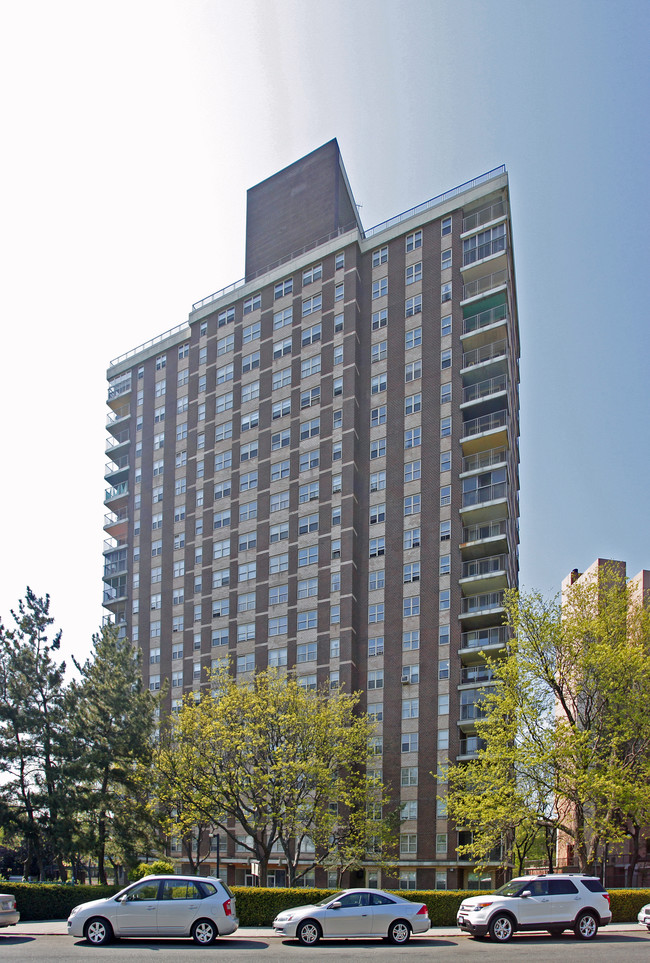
2 882 120 921
608 888 650 923
128 859 175 882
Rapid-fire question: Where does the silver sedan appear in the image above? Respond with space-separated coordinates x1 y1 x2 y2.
0 894 19 928
273 888 430 945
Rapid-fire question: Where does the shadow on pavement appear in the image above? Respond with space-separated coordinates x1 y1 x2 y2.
72 936 269 950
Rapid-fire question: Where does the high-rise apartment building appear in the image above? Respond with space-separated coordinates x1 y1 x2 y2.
103 141 520 889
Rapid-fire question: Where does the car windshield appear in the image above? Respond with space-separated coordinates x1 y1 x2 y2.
316 891 346 906
493 880 528 897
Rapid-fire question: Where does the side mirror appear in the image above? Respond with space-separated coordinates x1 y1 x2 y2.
330 901 342 910
520 890 532 899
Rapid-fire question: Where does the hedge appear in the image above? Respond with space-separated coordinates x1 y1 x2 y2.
5 882 649 926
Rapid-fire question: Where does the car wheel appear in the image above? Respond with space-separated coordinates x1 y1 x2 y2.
297 919 322 946
192 918 218 945
574 911 598 940
387 919 411 945
84 917 113 946
489 913 515 943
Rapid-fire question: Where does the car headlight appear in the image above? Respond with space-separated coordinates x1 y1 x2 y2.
474 901 494 909
68 906 80 918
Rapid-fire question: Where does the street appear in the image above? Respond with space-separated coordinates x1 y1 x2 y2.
1 926 648 962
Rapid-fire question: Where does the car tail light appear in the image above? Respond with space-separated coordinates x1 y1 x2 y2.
223 898 232 916
603 893 611 907
416 904 428 915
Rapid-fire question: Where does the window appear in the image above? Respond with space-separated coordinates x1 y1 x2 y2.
440 451 452 476
369 503 386 524
154 404 165 423
270 522 289 542
272 398 291 420
371 373 387 394
213 538 230 559
335 251 345 270
332 473 342 493
302 263 322 285
243 292 261 315
271 459 290 481
270 489 290 512
302 294 322 316
403 562 420 583
403 596 420 622
300 386 320 409
272 367 291 390
298 577 318 599
370 438 386 459
242 351 260 374
152 512 163 530
331 570 341 592
298 513 318 535
237 623 255 642
269 616 288 636
405 327 422 350
300 417 320 440
302 322 321 346
369 569 385 591
368 603 384 623
172 587 184 606
237 654 255 674
368 702 382 722
371 340 387 363
268 646 288 667
404 427 421 449
332 441 342 461
298 545 319 567
298 674 317 691
299 450 319 471
333 376 343 396
405 262 422 285
441 314 452 337
239 501 257 522
369 537 385 557
440 554 451 575
438 693 450 715
401 767 418 787
301 355 321 378
240 411 259 433
439 589 450 610
438 729 449 750
368 669 384 690
297 611 317 632
370 470 386 492
217 333 234 355
273 337 292 359
441 416 451 437
405 360 422 382
215 421 232 442
406 230 422 252
150 593 162 610
214 480 231 500
440 520 451 541
441 281 452 303
213 509 230 530
441 348 452 369
403 528 420 550
404 494 421 516
440 485 451 506
405 294 422 317
334 313 344 332
439 659 450 680
372 308 387 330
402 698 419 719
402 733 419 753
372 277 388 299
213 568 229 588
240 470 258 493
242 381 260 404
270 552 289 573
216 391 234 413
217 305 235 327
372 246 388 267
371 405 387 426
274 277 293 300
441 247 452 270
299 481 319 504
154 432 164 450
331 538 341 558
404 460 421 483
439 625 450 646
271 429 291 450
368 635 384 656
212 596 229 618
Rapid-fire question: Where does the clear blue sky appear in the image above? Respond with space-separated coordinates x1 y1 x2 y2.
1 0 648 666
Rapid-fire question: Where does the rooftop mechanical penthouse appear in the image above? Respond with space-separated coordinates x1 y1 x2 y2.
104 140 521 891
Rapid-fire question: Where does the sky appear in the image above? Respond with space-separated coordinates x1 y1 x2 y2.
1 0 648 671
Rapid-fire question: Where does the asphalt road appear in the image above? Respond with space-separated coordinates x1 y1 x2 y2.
1 923 648 962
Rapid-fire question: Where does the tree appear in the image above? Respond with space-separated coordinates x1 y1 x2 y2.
446 566 650 875
0 589 74 879
68 624 158 884
151 669 397 885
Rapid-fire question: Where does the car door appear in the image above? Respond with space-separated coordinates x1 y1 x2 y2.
544 878 581 923
323 892 372 936
157 879 204 935
114 880 161 935
369 893 400 935
517 879 550 926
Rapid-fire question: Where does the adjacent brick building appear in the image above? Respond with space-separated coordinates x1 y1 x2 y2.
103 141 521 888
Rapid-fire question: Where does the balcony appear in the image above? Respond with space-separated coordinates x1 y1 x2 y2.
460 411 509 455
104 455 130 485
462 269 507 303
461 338 507 374
104 481 128 508
462 200 506 234
460 626 509 663
107 375 132 411
460 481 508 524
460 554 508 595
461 664 495 686
103 579 127 606
459 591 505 627
462 375 507 407
105 429 129 454
104 507 128 540
103 536 127 554
107 404 130 434
462 228 506 272
458 734 487 759
461 448 507 475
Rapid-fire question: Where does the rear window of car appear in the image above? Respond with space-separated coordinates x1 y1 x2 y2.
370 894 396 905
219 880 234 899
581 879 606 893
199 882 217 897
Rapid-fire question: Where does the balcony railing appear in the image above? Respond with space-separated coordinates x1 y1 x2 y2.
463 233 506 267
106 430 130 450
462 448 507 474
461 626 509 649
460 703 489 721
461 591 504 614
107 404 130 426
459 735 487 756
462 303 507 336
462 338 507 369
104 560 128 578
462 519 507 543
105 456 129 475
105 482 128 502
107 377 132 401
462 410 508 439
103 537 127 553
461 665 495 685
462 482 507 508
462 555 507 579
463 374 507 404
104 507 128 528
462 269 507 301
462 200 506 233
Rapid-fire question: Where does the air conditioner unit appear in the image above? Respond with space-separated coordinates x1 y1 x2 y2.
401 674 410 684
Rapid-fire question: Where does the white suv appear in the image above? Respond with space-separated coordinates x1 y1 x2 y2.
457 874 611 942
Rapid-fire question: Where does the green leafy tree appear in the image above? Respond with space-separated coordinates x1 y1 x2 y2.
68 624 158 884
0 589 75 879
446 566 650 875
151 669 397 884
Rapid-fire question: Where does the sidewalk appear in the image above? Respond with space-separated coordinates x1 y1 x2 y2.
5 919 643 938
